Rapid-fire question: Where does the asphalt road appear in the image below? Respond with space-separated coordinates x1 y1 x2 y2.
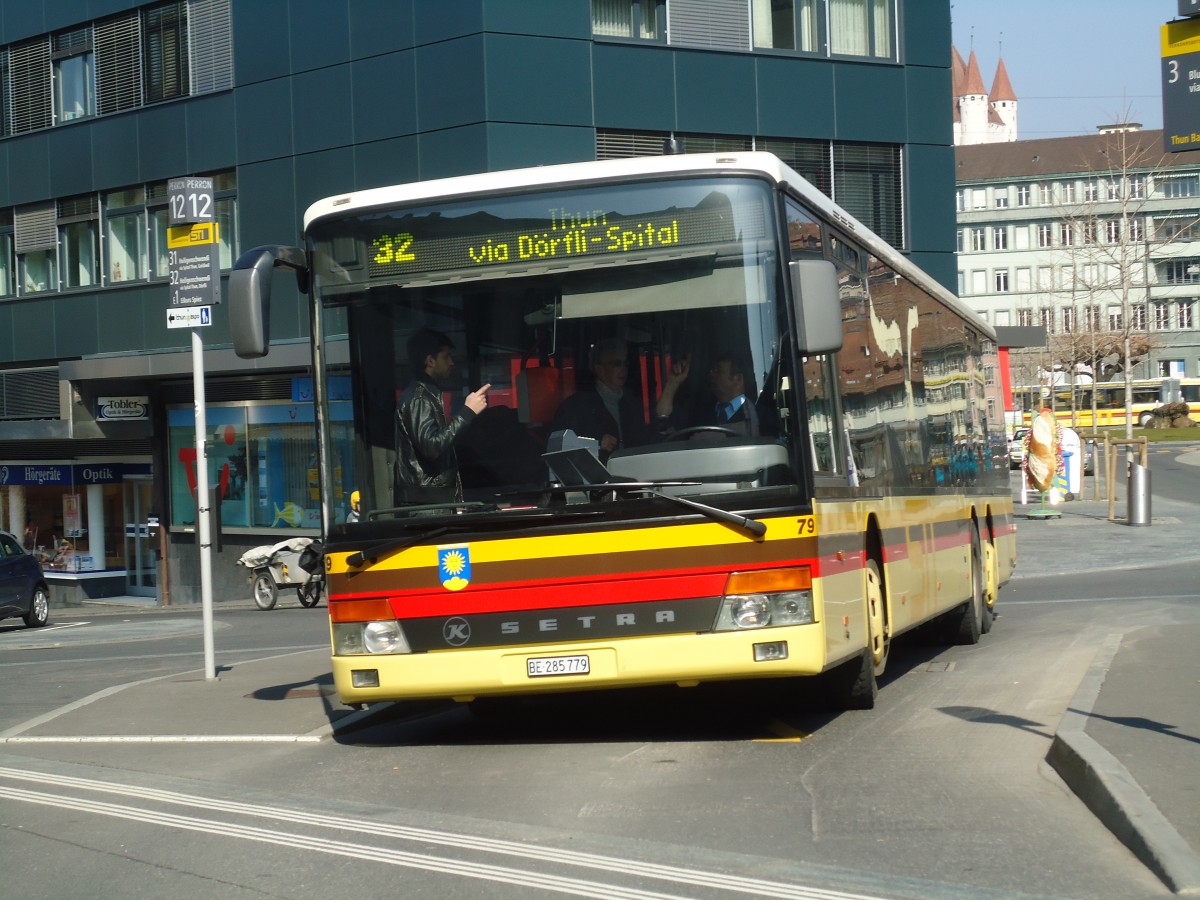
2 447 1197 899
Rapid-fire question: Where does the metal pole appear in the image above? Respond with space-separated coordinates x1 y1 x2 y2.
193 329 216 681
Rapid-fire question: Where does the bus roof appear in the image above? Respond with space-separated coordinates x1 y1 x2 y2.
302 151 991 340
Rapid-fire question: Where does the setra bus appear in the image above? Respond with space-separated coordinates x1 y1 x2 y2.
230 152 1015 710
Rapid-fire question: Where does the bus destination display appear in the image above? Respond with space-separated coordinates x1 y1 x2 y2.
365 199 758 280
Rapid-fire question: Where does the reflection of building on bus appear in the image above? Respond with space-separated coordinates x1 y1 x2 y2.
1011 378 1200 429
232 152 1015 713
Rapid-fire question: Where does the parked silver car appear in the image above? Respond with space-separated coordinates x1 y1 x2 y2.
0 530 50 628
1008 428 1029 469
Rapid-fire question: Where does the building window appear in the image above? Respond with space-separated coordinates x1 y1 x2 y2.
1129 177 1145 200
1083 180 1099 202
144 1 189 101
1131 304 1146 330
1037 224 1052 248
1154 302 1172 330
1017 184 1031 207
1014 226 1029 250
1082 220 1096 244
752 0 821 51
59 196 99 288
956 230 964 253
1105 219 1120 243
1059 222 1073 246
1084 304 1101 330
1107 179 1121 201
1038 183 1053 205
1159 174 1199 199
1129 217 1143 241
994 270 1009 292
993 226 1007 250
1180 300 1195 329
1016 267 1031 291
593 0 665 40
1037 266 1052 289
1060 182 1075 204
1164 259 1200 285
994 187 1009 208
105 187 147 283
1017 308 1033 327
971 189 986 209
0 212 13 296
956 190 965 212
1108 307 1123 330
832 141 902 246
1039 308 1054 334
1062 307 1076 333
20 249 56 293
828 0 891 58
52 27 95 122
970 270 986 294
970 227 986 251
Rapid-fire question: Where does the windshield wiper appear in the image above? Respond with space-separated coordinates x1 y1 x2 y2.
544 481 767 538
346 526 455 569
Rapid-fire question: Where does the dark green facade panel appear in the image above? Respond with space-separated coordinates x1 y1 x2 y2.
902 0 952 69
486 123 595 171
237 157 302 336
97 287 155 356
755 56 836 139
354 135 420 192
184 93 238 174
349 0 416 58
295 146 355 221
0 143 9 208
675 51 758 136
135 103 189 183
7 134 52 206
832 62 908 143
288 0 353 72
416 35 487 133
12 296 57 360
235 78 296 164
592 44 676 131
415 0 483 45
904 65 953 146
91 114 142 190
905 141 956 289
291 64 354 156
232 0 292 86
0 2 49 43
485 34 594 127
482 0 589 38
48 127 96 197
352 52 418 144
53 293 101 358
417 124 489 181
0 303 12 363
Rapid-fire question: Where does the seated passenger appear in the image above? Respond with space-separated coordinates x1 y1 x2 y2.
551 338 685 462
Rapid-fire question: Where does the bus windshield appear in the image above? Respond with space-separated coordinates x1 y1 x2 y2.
309 175 799 528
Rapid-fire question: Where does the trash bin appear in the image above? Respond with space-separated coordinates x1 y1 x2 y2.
1127 461 1151 526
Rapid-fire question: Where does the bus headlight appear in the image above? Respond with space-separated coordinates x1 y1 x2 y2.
332 621 411 655
712 567 816 631
714 591 814 630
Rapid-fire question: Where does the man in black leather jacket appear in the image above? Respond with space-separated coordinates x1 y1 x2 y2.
394 329 489 504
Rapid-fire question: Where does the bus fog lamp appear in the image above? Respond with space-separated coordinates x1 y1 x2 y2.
332 622 365 655
753 641 789 662
351 669 380 688
363 620 409 654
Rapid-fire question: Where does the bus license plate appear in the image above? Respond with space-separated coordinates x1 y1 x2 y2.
527 655 590 678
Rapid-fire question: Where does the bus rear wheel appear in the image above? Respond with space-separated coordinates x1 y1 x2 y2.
945 525 985 645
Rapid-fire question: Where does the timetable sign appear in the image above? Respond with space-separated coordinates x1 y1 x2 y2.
1162 17 1200 152
167 221 221 308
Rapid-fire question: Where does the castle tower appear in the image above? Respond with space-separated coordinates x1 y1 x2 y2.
989 56 1017 142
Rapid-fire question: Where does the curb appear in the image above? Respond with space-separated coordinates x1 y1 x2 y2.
1047 633 1200 896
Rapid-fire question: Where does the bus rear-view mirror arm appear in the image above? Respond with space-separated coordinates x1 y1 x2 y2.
229 245 309 359
790 259 844 356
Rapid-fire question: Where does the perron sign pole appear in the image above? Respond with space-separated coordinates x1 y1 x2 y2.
167 176 219 681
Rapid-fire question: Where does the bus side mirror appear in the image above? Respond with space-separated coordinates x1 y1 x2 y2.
789 259 844 355
229 245 308 359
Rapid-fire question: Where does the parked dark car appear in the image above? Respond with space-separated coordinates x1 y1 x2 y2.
0 530 50 628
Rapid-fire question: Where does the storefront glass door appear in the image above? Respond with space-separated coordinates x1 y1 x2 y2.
123 478 157 597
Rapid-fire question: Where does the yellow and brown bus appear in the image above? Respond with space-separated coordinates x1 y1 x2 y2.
1013 378 1200 430
231 152 1015 711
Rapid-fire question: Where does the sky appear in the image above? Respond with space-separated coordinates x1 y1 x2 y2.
949 0 1168 140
